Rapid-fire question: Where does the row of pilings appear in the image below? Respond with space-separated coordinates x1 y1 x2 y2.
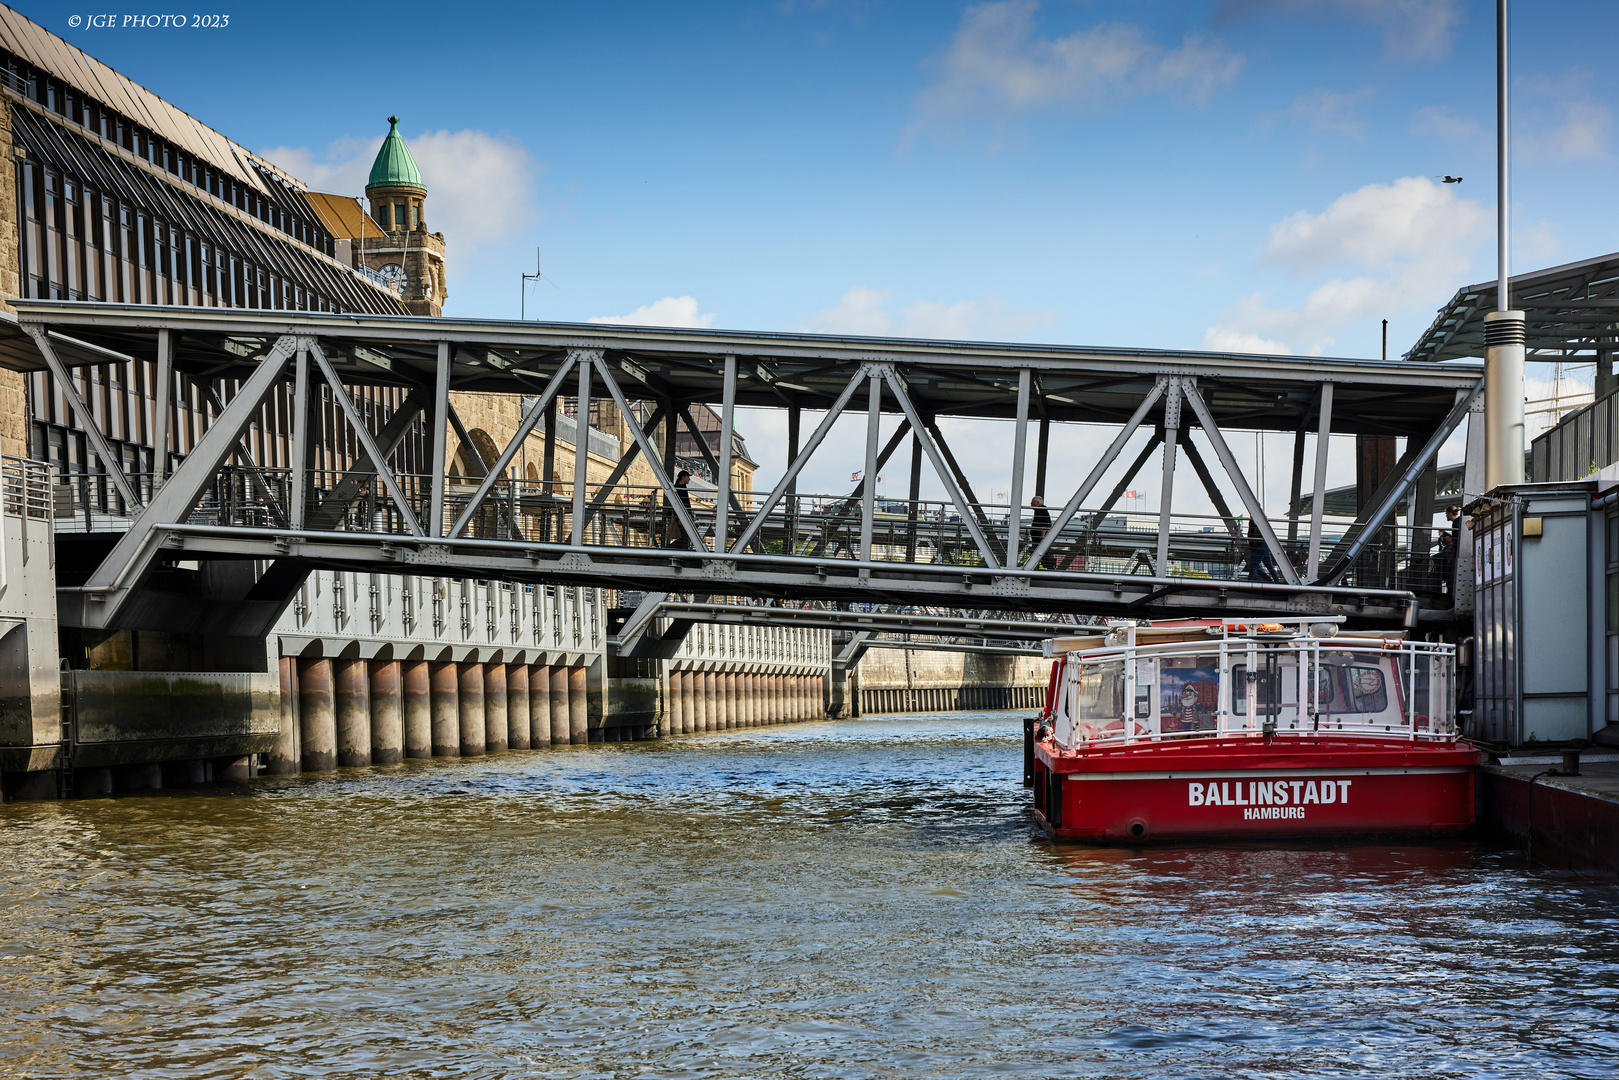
663 669 822 734
275 657 828 775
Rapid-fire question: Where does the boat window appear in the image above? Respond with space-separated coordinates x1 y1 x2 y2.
1229 664 1281 713
1077 661 1124 725
1336 665 1388 714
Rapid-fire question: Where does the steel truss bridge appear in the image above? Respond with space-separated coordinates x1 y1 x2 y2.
0 302 1483 638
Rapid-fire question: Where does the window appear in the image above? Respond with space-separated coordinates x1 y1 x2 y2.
394 204 406 227
410 204 419 228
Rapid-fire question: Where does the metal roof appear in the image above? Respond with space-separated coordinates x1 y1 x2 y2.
0 302 1482 437
0 3 305 198
366 116 424 192
1407 249 1619 362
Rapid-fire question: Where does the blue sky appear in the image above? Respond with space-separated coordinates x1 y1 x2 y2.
39 0 1619 510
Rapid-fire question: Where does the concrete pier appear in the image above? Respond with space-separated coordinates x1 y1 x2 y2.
402 659 432 759
568 666 588 745
430 661 460 757
537 663 556 748
370 660 404 765
550 666 570 745
486 662 508 754
267 656 300 775
458 662 486 757
334 657 372 768
667 670 683 736
507 663 530 751
680 672 694 734
298 657 337 773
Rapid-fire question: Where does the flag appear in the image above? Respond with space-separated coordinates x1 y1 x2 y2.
1127 490 1139 499
851 471 862 482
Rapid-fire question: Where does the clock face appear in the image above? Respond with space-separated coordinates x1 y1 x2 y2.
379 263 408 292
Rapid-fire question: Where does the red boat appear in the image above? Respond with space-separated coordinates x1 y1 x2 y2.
1030 618 1477 843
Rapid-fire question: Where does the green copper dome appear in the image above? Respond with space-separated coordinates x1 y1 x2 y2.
366 116 424 192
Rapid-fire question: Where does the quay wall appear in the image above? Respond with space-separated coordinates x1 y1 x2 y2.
853 647 1048 715
1480 762 1619 879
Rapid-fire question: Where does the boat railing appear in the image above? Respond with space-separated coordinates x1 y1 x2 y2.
1056 634 1456 748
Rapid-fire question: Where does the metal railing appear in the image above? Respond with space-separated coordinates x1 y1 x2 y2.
47 464 1458 596
1052 631 1456 748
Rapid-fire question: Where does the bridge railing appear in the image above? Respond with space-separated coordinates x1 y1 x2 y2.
50 463 1452 595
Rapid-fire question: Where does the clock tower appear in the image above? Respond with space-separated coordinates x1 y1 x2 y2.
359 116 447 316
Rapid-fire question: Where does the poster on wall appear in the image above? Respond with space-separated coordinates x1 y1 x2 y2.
1159 667 1220 732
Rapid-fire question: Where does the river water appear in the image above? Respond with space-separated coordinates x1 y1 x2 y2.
2 712 1617 1079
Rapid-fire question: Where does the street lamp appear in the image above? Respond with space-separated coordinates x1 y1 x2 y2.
1485 0 1526 488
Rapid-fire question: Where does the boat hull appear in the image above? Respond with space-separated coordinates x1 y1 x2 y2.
1032 736 1478 844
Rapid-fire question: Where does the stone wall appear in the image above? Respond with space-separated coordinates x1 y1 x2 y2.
1 101 31 458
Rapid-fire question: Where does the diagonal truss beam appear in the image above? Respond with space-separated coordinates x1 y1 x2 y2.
924 415 1003 562
189 376 289 527
306 388 428 533
1179 434 1242 540
581 402 665 529
1180 381 1300 585
81 336 298 600
308 341 423 537
25 325 141 509
729 365 870 554
447 354 578 539
1318 379 1482 586
1086 433 1161 532
595 357 706 549
1024 378 1166 569
884 368 1001 569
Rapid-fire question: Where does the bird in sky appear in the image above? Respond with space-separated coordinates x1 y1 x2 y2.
1437 175 1464 183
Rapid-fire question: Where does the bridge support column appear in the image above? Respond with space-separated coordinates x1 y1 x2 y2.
667 670 683 736
549 666 569 745
724 673 738 730
402 659 432 759
677 671 692 733
693 671 707 732
370 659 403 765
298 657 336 773
334 658 372 768
529 665 551 748
748 673 760 727
459 663 486 757
507 664 530 750
568 666 588 744
267 656 300 775
430 661 460 757
769 675 781 724
486 662 509 753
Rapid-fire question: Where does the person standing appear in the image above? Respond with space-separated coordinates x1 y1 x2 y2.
667 470 693 548
1029 495 1054 570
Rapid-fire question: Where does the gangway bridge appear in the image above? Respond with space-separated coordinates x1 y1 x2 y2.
0 302 1483 638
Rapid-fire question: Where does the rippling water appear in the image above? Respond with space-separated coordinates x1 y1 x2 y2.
2 712 1617 1079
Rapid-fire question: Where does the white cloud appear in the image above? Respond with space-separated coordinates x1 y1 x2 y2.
1409 104 1479 140
260 127 541 266
908 1 1243 135
1262 175 1487 274
800 287 1055 340
1274 88 1372 136
1523 100 1613 162
1205 176 1489 354
1223 1 1458 61
589 296 715 328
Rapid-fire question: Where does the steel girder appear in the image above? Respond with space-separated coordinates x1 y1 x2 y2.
3 304 1482 632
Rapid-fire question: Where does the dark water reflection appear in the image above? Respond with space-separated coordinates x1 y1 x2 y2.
2 713 1616 1079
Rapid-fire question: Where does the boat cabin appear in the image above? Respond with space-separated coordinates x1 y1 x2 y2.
1040 618 1456 750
